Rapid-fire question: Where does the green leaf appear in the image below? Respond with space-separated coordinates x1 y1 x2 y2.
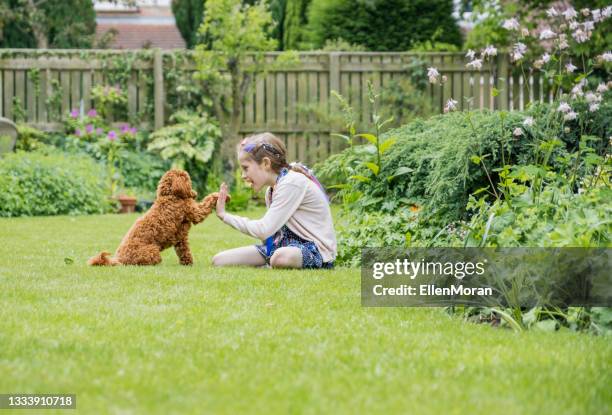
492 87 500 97
350 175 371 183
473 186 490 195
355 133 378 145
327 184 350 190
470 155 481 165
379 137 397 154
364 162 379 175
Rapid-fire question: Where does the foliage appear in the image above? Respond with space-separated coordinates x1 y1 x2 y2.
0 149 112 217
0 0 96 48
305 0 462 51
91 85 128 121
194 0 299 178
15 124 47 152
147 111 222 195
270 0 312 50
171 0 207 49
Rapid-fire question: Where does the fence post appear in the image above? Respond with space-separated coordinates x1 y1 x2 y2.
328 52 342 153
153 49 164 129
497 53 510 111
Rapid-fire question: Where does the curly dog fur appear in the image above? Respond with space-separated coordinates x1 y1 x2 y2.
88 169 223 266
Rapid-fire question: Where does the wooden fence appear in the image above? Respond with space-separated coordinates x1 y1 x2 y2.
0 49 553 164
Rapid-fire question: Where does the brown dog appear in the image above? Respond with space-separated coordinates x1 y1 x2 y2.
88 169 223 266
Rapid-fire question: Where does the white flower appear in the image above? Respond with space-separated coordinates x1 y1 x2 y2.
513 127 524 137
603 6 612 18
511 42 527 61
592 9 602 21
596 83 608 93
563 7 577 20
571 83 584 98
444 98 458 113
599 51 612 62
542 53 551 63
466 59 483 70
540 29 556 40
546 7 558 17
441 75 448 83
557 102 571 113
585 92 601 103
573 29 589 43
534 60 545 69
564 111 578 121
589 103 600 112
581 8 590 17
558 34 569 49
566 61 577 73
465 49 476 60
521 28 530 37
569 21 579 30
583 20 595 31
523 117 534 127
427 67 439 83
483 45 497 58
502 18 520 31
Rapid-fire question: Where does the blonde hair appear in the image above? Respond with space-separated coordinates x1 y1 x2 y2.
236 132 290 173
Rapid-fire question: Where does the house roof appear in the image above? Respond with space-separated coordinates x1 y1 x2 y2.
96 23 186 49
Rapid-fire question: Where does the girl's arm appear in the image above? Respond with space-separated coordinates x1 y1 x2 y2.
217 181 306 240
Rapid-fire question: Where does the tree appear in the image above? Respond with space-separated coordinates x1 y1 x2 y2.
0 0 97 48
171 0 207 49
194 0 297 175
305 0 462 51
270 0 311 50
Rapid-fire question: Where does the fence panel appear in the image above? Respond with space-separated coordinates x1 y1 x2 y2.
0 49 546 163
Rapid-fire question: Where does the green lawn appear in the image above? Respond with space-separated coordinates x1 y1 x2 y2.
0 209 610 414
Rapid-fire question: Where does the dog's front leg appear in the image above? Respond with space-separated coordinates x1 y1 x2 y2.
174 238 193 266
188 192 221 224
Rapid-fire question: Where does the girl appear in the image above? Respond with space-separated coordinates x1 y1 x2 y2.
213 132 336 269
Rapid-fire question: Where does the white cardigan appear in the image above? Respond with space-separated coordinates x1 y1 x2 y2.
222 170 337 262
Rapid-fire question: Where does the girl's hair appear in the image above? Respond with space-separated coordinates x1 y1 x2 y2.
238 132 329 202
237 132 290 173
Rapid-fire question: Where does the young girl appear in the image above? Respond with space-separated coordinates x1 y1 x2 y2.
213 132 337 269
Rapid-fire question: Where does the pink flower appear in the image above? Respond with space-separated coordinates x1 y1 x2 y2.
96 127 103 135
87 109 97 117
120 124 130 134
75 129 82 136
70 109 79 118
86 124 94 133
108 130 117 141
130 127 137 134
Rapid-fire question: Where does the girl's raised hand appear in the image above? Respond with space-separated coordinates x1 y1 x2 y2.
216 182 228 219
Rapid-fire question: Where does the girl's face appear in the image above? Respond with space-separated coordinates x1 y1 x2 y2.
238 153 276 192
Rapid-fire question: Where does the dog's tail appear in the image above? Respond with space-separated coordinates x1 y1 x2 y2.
87 251 119 266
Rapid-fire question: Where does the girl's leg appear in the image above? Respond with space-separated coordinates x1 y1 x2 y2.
212 245 266 267
270 247 303 269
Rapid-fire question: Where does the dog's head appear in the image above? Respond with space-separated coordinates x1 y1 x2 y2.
157 169 197 199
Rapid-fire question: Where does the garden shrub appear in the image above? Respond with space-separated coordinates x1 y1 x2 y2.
305 0 462 51
0 150 112 217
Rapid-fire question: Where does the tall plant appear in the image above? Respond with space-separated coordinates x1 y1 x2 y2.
193 0 298 176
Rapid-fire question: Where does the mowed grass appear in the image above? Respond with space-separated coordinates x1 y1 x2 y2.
0 209 610 415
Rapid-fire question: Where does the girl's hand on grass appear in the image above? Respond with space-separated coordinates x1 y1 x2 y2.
216 182 228 219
